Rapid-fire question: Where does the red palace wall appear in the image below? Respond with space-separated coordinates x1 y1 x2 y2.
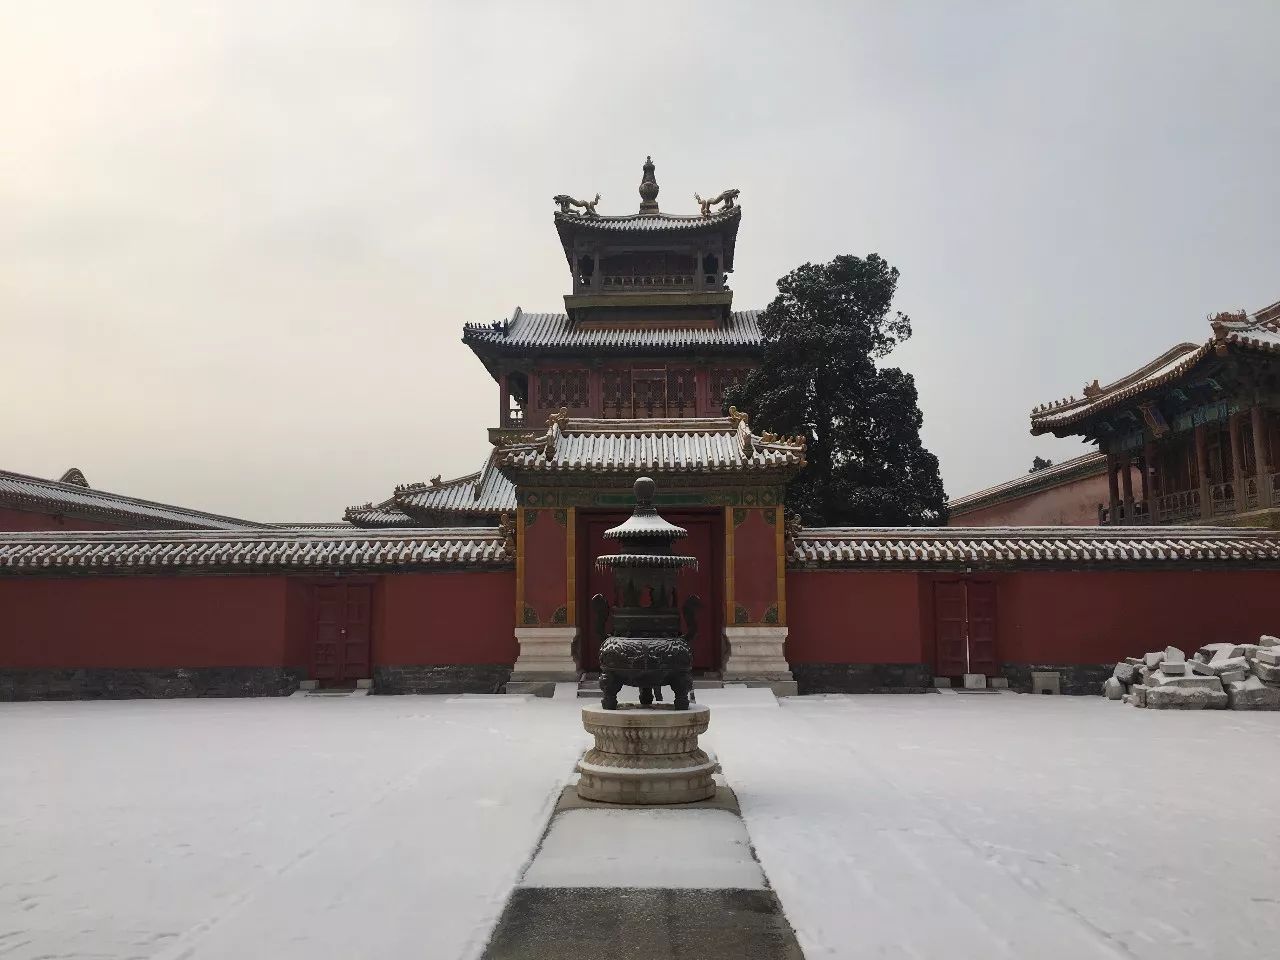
377 571 517 666
0 507 123 532
787 571 926 664
521 508 569 626
991 570 1280 664
0 576 295 669
785 568 1280 692
4 563 1279 699
730 508 780 624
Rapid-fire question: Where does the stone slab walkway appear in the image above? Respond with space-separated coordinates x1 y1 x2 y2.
481 785 803 959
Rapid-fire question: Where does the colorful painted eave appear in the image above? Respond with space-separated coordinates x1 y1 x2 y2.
1029 306 1280 436
0 527 511 574
947 452 1108 516
789 526 1280 569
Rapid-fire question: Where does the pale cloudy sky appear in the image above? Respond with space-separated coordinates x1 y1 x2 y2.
2 1 1277 521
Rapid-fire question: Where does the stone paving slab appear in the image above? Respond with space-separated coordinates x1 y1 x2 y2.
521 808 765 890
482 887 803 960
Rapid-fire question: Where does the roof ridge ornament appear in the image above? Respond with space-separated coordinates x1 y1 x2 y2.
553 193 599 217
639 155 659 213
59 467 89 487
695 188 740 218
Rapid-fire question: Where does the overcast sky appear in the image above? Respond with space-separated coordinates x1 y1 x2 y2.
3 1 1277 521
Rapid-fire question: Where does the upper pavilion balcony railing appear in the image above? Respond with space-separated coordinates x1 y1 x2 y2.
502 408 526 428
600 274 695 291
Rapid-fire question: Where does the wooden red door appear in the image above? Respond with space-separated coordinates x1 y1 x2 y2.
933 580 997 677
581 512 719 672
933 581 968 678
312 583 372 683
966 581 997 677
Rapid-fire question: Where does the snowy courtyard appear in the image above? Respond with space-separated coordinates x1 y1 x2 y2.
3 692 1279 959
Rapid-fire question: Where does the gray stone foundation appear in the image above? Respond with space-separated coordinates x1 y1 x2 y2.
792 662 933 694
0 667 305 701
1000 663 1113 696
373 664 511 695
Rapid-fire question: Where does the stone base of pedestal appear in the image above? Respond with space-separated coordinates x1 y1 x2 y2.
511 627 579 682
576 703 717 805
722 626 794 688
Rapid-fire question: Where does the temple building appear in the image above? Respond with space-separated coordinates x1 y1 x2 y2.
1030 301 1280 527
341 159 798 689
5 160 1280 702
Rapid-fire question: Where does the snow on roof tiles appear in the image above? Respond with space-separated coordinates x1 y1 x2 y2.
0 528 509 573
790 526 1280 568
463 307 763 354
0 469 262 530
494 414 806 477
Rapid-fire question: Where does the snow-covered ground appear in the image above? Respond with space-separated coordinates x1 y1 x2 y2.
705 694 1280 959
0 695 588 960
3 692 1278 959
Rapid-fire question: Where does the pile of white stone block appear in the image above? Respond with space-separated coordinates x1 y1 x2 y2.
1103 635 1280 710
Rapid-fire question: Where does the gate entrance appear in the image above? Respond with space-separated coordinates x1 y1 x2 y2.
311 583 372 684
933 580 996 678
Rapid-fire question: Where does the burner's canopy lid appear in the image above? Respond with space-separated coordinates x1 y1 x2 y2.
602 477 688 541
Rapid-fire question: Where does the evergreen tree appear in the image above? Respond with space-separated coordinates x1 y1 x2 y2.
724 254 947 526
1029 456 1054 473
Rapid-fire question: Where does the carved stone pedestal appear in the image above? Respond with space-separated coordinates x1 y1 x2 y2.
511 627 579 682
576 703 717 805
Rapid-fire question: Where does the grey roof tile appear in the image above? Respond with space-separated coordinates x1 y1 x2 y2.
494 415 805 477
0 528 509 573
790 526 1280 568
463 307 763 355
0 469 262 530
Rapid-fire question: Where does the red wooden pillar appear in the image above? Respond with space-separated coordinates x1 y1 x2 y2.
1120 454 1135 522
1106 453 1120 525
1194 423 1210 520
1252 405 1272 508
1229 412 1245 512
1142 440 1156 521
498 370 510 427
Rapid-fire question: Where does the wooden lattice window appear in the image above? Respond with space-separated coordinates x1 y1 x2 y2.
632 369 667 417
666 368 697 416
537 370 589 410
709 367 749 411
601 369 632 418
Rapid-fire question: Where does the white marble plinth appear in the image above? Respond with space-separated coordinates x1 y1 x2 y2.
511 627 578 681
722 626 793 682
577 703 717 805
